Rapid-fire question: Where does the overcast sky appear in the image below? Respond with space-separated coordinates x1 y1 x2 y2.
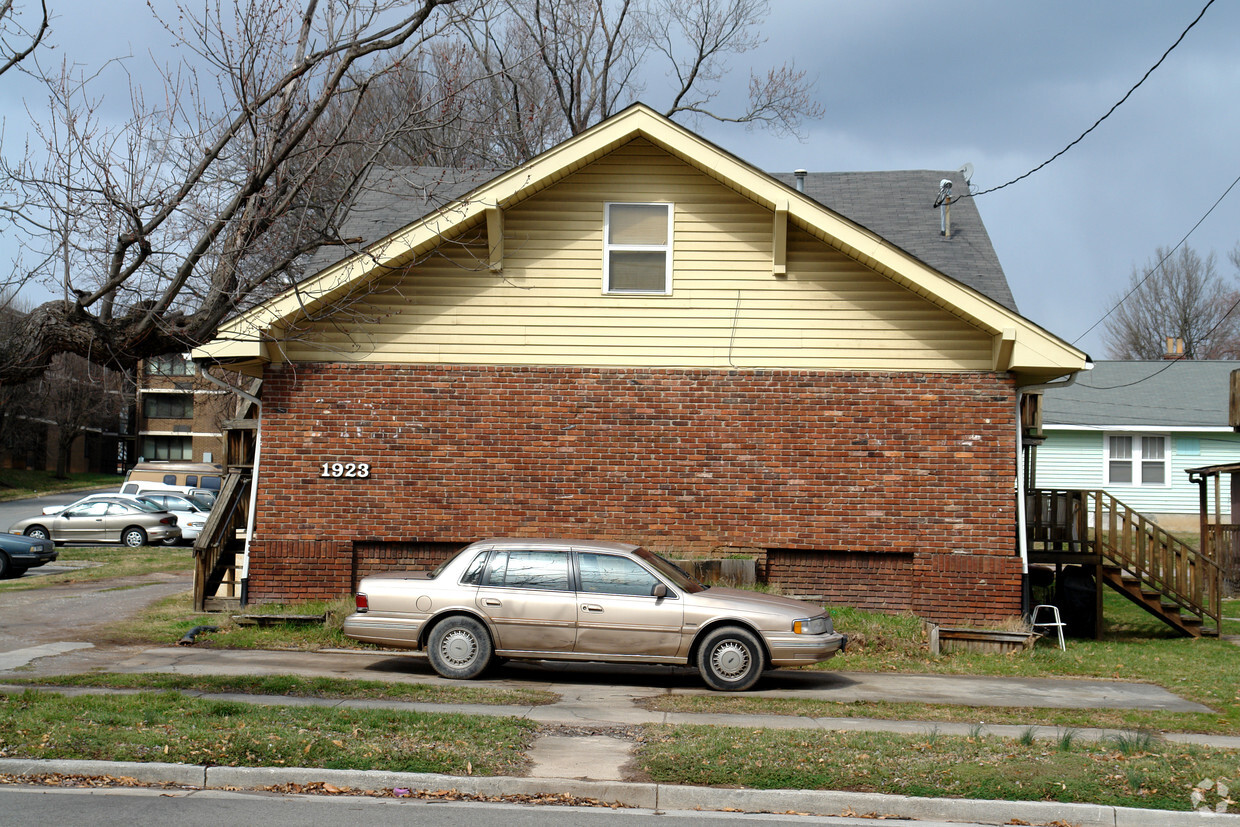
3 0 1239 359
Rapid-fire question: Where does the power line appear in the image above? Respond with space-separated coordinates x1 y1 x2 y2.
1072 168 1240 346
963 0 1217 200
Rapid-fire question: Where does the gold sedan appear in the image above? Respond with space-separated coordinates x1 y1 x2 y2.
344 538 846 691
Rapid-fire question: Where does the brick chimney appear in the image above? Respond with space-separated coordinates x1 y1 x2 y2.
1163 336 1185 360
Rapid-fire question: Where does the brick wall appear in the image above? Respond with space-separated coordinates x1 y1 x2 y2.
247 363 1021 623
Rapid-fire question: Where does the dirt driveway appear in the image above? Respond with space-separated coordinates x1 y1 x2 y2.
0 569 190 675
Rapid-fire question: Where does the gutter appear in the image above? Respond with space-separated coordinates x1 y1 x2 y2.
196 364 262 607
1014 362 1093 615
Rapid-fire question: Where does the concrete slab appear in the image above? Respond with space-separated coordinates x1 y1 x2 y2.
526 735 631 781
95 648 1212 713
0 642 94 671
717 669 1215 712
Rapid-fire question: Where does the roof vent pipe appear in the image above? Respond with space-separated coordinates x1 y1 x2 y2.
794 169 807 192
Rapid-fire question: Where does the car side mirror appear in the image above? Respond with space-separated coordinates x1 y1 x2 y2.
652 583 668 598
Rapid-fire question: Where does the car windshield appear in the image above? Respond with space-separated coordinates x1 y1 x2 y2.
634 547 706 593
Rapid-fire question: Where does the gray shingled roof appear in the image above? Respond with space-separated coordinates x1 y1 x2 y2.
302 166 501 276
1042 360 1239 428
304 162 1017 311
772 170 1016 311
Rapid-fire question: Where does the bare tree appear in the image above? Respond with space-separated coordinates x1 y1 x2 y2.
0 0 47 77
36 353 129 478
1103 244 1240 360
1 0 466 384
0 0 822 385
456 0 822 148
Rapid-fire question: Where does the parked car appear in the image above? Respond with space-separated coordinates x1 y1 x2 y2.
343 538 847 691
10 499 181 547
0 533 58 579
137 494 208 543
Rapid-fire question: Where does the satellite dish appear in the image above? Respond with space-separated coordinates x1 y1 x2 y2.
959 162 974 188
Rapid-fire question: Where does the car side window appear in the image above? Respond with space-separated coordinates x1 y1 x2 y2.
482 550 570 591
578 553 666 597
459 552 488 585
162 474 177 485
69 502 110 517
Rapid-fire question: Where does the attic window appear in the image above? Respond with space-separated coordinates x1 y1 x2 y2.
604 202 672 294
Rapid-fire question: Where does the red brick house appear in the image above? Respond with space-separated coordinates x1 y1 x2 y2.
194 105 1087 624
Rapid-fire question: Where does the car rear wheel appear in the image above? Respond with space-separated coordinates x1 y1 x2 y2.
0 552 10 579
122 526 148 548
696 625 765 692
427 616 492 680
24 526 50 541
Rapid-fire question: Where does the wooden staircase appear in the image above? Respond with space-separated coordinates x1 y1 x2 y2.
1028 489 1222 637
192 397 258 612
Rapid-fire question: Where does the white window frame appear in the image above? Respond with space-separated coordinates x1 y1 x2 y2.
603 202 673 295
1104 432 1168 487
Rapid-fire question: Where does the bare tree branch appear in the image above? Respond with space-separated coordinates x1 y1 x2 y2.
0 0 47 77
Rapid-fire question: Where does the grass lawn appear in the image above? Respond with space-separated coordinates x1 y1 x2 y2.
4 672 556 707
0 690 533 776
0 546 193 594
642 594 1240 736
0 470 121 501
635 724 1237 812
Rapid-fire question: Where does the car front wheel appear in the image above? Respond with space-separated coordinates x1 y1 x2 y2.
427 616 493 680
24 526 50 541
696 625 765 692
122 527 148 548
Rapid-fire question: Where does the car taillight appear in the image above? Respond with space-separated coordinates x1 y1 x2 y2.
161 517 176 526
355 593 369 613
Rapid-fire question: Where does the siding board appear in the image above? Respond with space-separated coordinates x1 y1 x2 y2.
283 138 993 370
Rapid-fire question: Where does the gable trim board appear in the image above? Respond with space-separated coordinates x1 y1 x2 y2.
195 105 1087 625
197 104 1084 384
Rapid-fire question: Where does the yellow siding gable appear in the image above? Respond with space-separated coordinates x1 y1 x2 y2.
278 138 993 371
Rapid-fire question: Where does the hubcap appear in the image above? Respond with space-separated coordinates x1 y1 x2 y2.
440 629 477 667
711 640 750 679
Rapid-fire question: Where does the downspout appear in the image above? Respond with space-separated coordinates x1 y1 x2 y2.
1015 362 1092 615
197 364 262 607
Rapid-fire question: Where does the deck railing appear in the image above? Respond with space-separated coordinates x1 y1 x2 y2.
1205 524 1240 598
1028 489 1222 633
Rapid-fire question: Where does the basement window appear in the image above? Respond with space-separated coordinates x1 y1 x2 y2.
1105 434 1166 486
604 202 672 294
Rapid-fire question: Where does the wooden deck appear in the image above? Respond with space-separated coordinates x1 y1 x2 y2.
1027 489 1222 638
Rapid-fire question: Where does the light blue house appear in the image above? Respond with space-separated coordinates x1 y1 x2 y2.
1036 360 1240 530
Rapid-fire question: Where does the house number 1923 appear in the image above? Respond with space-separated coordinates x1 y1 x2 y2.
319 462 371 479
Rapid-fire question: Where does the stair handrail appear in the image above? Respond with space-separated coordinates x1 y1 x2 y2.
1085 489 1222 633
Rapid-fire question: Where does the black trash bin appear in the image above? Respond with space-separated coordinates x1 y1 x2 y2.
1056 566 1096 638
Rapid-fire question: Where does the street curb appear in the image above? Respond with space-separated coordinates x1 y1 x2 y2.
3 758 1238 825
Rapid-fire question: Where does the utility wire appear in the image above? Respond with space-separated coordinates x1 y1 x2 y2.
960 0 1217 201
1079 290 1240 390
1072 169 1240 346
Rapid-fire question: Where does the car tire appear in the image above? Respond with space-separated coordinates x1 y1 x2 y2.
0 552 9 579
695 625 765 692
122 526 148 548
24 526 50 542
427 615 493 680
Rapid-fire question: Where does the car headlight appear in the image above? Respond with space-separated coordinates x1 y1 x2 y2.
792 616 832 635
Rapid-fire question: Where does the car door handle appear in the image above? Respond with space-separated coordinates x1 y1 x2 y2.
481 598 502 607
581 604 603 612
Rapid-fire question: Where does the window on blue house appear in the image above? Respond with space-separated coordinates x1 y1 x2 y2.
1106 434 1166 485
